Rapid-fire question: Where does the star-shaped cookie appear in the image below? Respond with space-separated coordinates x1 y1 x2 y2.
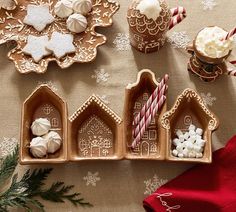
22 35 52 62
23 4 54 32
46 32 76 59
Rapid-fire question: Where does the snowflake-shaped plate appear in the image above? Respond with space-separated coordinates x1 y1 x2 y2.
0 0 119 74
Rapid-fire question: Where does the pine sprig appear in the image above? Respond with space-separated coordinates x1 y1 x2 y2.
0 145 19 188
0 146 92 211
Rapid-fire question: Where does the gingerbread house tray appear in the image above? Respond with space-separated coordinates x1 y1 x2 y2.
0 0 119 74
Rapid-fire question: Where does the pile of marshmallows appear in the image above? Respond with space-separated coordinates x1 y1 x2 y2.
54 0 92 33
172 124 206 158
30 118 62 158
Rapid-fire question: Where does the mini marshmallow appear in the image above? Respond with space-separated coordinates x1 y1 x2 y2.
189 136 196 143
186 142 194 150
176 129 183 138
196 134 201 140
196 128 203 135
178 153 184 158
196 152 203 158
196 139 206 147
173 138 180 146
193 145 202 153
172 149 178 157
188 124 196 131
189 129 196 136
188 151 196 158
183 132 190 140
176 144 185 153
183 148 189 157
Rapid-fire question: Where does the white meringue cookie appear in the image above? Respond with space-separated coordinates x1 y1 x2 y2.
72 0 92 15
31 118 51 136
54 0 73 18
44 131 62 153
30 137 47 158
66 13 87 33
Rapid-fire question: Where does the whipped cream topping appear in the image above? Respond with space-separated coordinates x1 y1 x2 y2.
195 26 234 58
136 0 161 20
54 0 73 18
66 13 87 33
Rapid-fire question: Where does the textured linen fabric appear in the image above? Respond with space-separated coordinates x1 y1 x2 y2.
0 0 236 211
143 135 236 212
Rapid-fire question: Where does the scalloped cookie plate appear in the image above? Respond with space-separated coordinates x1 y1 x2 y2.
0 0 119 74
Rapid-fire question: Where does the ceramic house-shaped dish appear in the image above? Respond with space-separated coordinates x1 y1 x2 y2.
161 88 219 163
20 85 68 164
123 69 167 160
68 95 123 161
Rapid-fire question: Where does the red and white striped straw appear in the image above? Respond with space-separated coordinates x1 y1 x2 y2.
225 28 236 40
170 6 186 17
132 74 169 128
169 13 186 30
132 84 167 138
131 95 166 149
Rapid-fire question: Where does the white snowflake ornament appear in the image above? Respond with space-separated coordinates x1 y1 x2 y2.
167 31 190 49
200 92 216 106
91 69 110 84
201 0 217 10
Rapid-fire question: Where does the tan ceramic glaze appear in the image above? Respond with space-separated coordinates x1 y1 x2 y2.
161 88 219 163
187 26 231 82
68 95 123 161
0 0 119 74
20 85 68 164
123 69 167 160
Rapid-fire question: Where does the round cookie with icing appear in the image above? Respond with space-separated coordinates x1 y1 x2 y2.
127 0 172 53
66 13 88 33
72 0 92 15
54 0 73 18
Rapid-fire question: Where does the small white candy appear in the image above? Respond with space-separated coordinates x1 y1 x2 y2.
196 139 206 147
196 134 201 140
186 142 194 150
172 138 180 146
179 136 184 143
188 124 196 131
183 132 190 140
189 129 196 136
176 144 185 153
193 145 202 153
178 153 184 158
189 136 196 143
176 130 183 138
188 151 196 158
183 148 189 157
196 152 203 158
196 128 203 136
172 149 178 157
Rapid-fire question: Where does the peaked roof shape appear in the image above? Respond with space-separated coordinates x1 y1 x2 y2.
69 94 122 124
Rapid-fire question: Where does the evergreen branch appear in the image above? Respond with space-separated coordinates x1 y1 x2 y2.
39 182 93 207
0 145 19 188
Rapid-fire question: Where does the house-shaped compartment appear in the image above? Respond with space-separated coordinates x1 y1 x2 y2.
68 95 123 161
161 88 219 163
123 69 167 160
20 85 68 164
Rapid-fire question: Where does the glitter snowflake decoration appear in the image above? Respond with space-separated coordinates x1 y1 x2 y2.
37 80 58 92
92 69 110 84
113 33 131 51
83 171 101 186
0 137 19 158
144 174 168 195
96 94 110 105
200 92 217 106
167 31 190 49
201 0 217 10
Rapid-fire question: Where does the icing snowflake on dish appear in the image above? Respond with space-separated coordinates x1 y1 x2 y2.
167 31 190 49
0 137 19 158
113 33 131 51
201 0 217 10
200 92 216 106
37 81 58 92
92 69 110 84
144 174 168 195
96 95 110 105
83 171 100 186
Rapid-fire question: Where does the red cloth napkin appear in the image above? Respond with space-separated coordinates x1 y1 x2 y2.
143 135 236 212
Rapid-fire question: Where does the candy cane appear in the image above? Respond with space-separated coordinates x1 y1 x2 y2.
169 14 186 30
170 6 186 17
132 84 167 138
131 95 166 149
132 74 169 128
225 28 236 40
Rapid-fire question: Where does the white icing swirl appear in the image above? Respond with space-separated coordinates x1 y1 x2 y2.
72 0 92 15
54 0 73 18
30 137 47 158
136 0 161 20
195 26 234 58
66 13 87 33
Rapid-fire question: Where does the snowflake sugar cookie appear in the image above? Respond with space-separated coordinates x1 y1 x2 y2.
46 32 76 59
22 35 51 62
23 4 54 31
